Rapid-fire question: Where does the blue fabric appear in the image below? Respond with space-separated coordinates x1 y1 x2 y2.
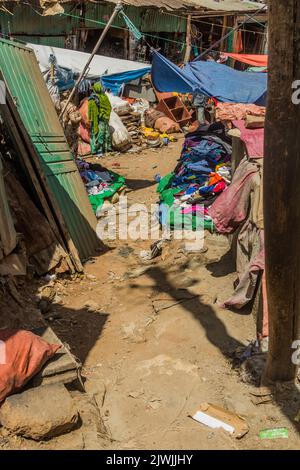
186 161 212 174
101 67 151 95
151 51 267 105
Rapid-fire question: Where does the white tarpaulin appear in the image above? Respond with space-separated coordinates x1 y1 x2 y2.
28 43 150 77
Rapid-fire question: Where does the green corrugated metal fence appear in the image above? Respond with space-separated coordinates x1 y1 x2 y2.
0 3 186 37
0 38 99 261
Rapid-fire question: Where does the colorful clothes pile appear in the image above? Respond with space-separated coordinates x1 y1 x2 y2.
157 123 232 231
77 159 125 213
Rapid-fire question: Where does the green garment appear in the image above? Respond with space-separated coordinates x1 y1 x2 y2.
156 172 175 193
88 82 112 135
90 120 112 155
156 172 215 233
88 171 125 213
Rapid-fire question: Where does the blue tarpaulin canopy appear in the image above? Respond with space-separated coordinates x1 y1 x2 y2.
151 51 267 105
101 67 151 95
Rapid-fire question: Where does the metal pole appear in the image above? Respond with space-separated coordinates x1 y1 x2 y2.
59 0 123 121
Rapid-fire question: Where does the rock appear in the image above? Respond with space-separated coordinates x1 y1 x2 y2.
83 300 101 312
86 274 97 281
0 383 79 440
38 299 51 314
129 266 151 278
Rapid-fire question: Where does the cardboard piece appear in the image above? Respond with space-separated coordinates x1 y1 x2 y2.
191 402 249 439
245 114 265 129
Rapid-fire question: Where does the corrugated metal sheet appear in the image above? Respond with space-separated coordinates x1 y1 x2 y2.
0 2 186 36
0 4 78 36
0 156 17 260
100 0 265 12
0 38 99 261
0 0 267 12
85 3 142 29
141 9 186 33
14 35 66 48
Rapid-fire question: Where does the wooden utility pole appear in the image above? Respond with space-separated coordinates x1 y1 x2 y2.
264 0 300 382
184 14 192 63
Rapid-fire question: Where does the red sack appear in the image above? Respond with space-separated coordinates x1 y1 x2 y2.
78 122 90 143
79 98 89 126
78 141 91 156
0 329 60 402
155 117 181 134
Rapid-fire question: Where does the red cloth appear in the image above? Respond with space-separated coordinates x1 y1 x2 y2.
222 53 268 68
233 120 264 159
209 158 259 234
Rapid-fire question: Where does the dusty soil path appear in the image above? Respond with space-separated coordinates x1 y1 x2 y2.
2 139 300 450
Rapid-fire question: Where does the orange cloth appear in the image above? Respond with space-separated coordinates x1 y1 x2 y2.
222 53 268 68
208 173 223 186
233 30 243 53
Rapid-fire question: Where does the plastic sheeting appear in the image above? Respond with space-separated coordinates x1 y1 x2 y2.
151 51 267 105
101 68 151 95
28 43 151 95
28 43 150 77
222 53 268 67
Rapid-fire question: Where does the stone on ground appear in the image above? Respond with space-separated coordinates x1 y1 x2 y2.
0 383 79 440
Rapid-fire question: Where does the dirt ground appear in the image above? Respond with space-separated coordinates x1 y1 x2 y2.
1 138 300 450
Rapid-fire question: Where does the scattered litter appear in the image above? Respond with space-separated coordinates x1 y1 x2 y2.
118 246 134 258
139 239 164 262
152 294 199 314
42 274 57 282
232 340 259 367
259 428 289 440
250 387 273 405
139 250 153 261
190 403 249 439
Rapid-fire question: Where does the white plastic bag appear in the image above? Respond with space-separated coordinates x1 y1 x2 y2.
106 92 132 116
109 110 132 151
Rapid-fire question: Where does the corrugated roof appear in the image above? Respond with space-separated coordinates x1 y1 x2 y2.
98 0 265 12
0 0 267 13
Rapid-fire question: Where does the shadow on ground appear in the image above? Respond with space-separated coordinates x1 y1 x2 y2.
142 265 300 433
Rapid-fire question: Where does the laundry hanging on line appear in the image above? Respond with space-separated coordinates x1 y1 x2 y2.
222 53 268 68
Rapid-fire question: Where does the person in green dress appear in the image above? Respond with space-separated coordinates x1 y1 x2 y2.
88 82 112 155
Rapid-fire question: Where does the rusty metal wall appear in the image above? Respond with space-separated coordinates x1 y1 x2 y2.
0 155 17 261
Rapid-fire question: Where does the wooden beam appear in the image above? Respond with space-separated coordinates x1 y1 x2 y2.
264 0 300 382
220 15 227 52
184 14 192 64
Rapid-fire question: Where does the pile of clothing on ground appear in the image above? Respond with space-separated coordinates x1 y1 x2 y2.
76 159 125 214
157 122 232 231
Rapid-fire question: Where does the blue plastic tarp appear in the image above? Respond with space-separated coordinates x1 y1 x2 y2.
151 51 267 105
101 67 151 95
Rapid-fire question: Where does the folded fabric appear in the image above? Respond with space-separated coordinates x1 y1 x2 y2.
209 157 260 233
233 120 264 159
